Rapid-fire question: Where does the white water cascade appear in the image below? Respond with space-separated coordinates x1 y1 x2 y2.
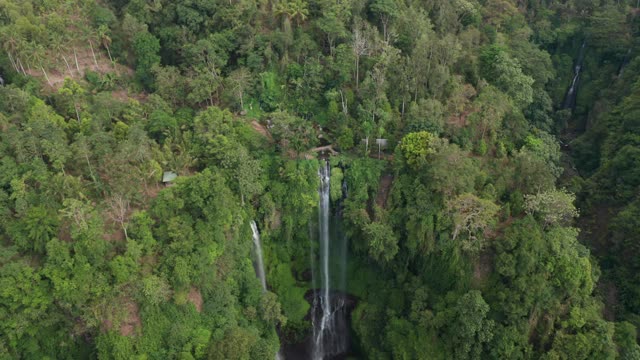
311 161 348 360
563 41 587 109
250 221 284 360
250 220 267 291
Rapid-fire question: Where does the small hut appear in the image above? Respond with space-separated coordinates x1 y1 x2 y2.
162 171 178 186
376 139 388 159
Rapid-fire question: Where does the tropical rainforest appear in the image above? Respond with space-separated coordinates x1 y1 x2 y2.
1 0 640 359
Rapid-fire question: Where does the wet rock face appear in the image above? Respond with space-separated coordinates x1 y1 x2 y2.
281 290 358 360
303 289 358 310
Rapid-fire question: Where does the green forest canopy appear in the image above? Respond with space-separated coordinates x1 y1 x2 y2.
1 0 640 358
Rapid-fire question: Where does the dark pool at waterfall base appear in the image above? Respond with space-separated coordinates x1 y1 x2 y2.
281 290 358 360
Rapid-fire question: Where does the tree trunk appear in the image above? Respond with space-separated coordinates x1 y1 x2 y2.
17 58 26 75
7 52 19 73
41 66 52 86
74 49 81 72
74 104 81 123
84 153 97 184
340 89 348 114
89 40 99 69
62 55 74 77
355 56 359 90
106 45 113 64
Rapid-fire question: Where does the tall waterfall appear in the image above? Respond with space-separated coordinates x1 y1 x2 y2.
250 220 267 291
311 161 348 360
563 41 587 109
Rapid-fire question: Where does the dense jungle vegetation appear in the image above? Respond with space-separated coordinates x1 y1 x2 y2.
1 0 640 358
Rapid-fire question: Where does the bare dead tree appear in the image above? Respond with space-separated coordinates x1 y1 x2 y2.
339 89 348 114
107 194 130 240
352 21 370 90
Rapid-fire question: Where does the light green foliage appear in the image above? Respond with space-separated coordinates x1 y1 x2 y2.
329 167 344 203
141 275 171 306
259 72 283 112
524 189 579 227
399 131 436 169
269 262 309 325
524 132 563 178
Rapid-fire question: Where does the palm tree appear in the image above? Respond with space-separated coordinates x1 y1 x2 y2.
24 41 47 74
274 1 291 30
97 25 114 64
289 0 309 26
2 28 23 73
50 32 73 77
274 0 308 29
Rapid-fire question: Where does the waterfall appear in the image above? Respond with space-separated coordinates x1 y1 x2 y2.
250 220 267 291
563 41 587 109
311 161 348 360
251 221 285 360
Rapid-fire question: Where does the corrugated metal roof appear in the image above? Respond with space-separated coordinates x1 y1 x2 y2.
162 171 178 182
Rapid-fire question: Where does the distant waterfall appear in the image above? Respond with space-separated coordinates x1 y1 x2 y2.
563 41 587 109
311 161 348 360
250 220 267 291
251 221 285 360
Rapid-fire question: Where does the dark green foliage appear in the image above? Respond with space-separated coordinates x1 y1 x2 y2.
1 0 639 358
133 32 161 89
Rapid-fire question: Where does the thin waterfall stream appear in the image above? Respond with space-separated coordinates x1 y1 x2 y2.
250 221 284 360
563 41 587 109
250 220 267 292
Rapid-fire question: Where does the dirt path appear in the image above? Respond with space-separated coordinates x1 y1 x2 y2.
251 120 273 141
376 174 394 208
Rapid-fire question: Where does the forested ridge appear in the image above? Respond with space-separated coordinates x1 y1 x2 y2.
1 0 640 359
